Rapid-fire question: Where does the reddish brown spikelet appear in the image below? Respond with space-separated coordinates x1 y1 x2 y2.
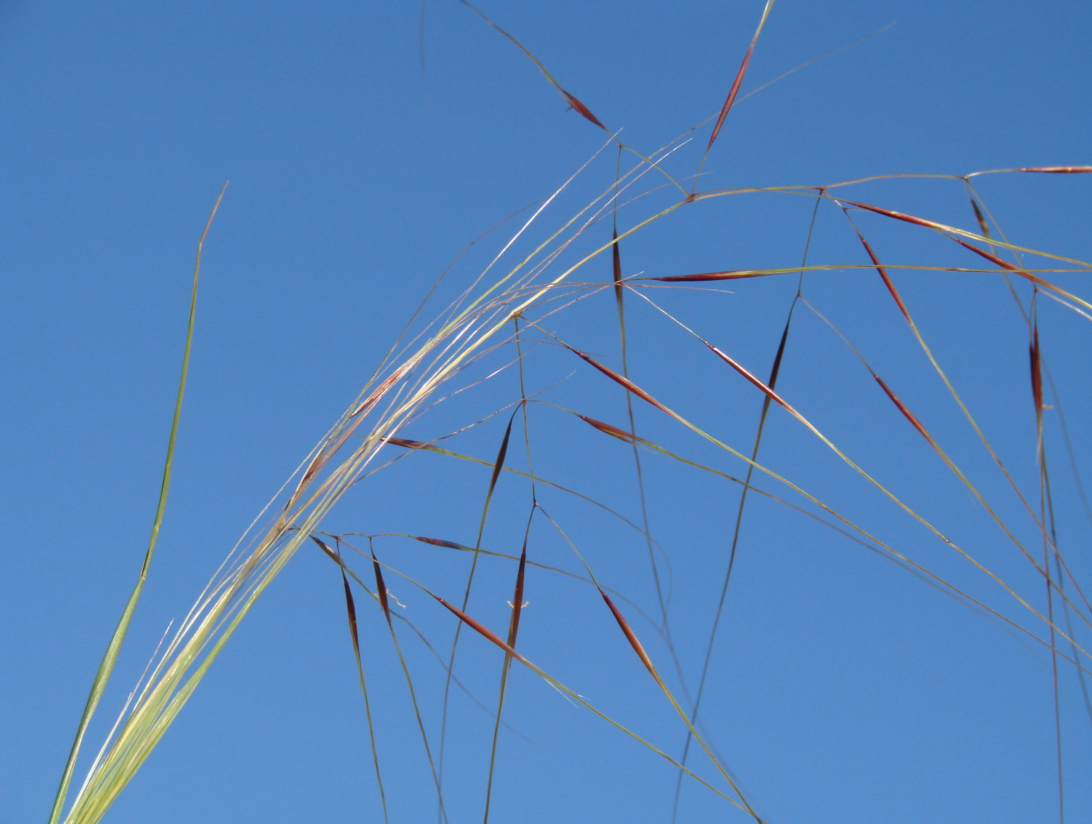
371 549 392 628
311 535 339 562
568 346 672 416
1030 324 1043 425
350 370 403 418
319 372 407 472
311 535 363 650
488 417 514 498
653 271 769 282
612 228 624 304
297 453 328 495
562 89 606 130
415 536 465 550
292 367 413 502
706 44 756 153
849 226 912 323
388 437 428 449
703 0 775 154
342 571 361 652
767 315 791 389
840 199 945 231
842 198 1067 294
970 199 991 239
1017 166 1092 174
599 589 660 683
506 546 527 648
435 596 527 663
873 374 933 444
708 344 797 415
578 414 636 443
952 239 1057 290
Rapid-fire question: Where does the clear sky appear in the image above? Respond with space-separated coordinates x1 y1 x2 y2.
3 2 1091 823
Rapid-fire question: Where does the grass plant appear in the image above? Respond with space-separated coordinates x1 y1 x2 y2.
44 3 1091 822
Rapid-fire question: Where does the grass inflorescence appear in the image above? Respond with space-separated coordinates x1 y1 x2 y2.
49 3 1091 823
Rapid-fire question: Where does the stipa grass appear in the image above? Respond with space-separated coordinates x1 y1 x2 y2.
47 4 1092 823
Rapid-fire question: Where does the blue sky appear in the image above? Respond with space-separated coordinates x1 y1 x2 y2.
3 1 1091 822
